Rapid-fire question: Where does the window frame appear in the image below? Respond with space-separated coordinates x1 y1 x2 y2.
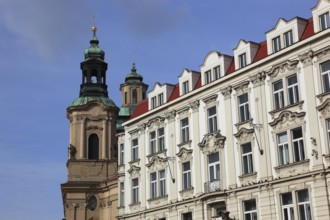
284 30 293 48
241 142 254 175
214 65 221 80
182 162 192 190
238 93 250 122
243 199 258 220
321 60 330 93
207 106 218 133
151 96 157 109
239 53 247 68
119 143 124 165
131 138 139 161
281 192 295 220
297 189 312 220
182 80 189 95
272 35 281 53
204 70 212 84
158 93 164 106
319 12 330 31
150 131 157 154
208 152 220 182
181 117 190 143
149 169 166 199
132 178 139 204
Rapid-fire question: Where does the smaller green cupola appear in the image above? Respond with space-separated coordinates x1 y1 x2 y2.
84 26 105 61
125 63 143 83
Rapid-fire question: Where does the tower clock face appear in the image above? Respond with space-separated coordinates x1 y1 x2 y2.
87 196 97 211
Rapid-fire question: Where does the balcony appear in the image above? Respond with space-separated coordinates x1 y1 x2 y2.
204 180 221 193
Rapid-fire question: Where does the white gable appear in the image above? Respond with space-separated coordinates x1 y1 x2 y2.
233 40 259 70
178 69 200 95
312 0 330 33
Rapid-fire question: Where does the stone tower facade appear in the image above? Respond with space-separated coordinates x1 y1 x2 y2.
61 26 119 220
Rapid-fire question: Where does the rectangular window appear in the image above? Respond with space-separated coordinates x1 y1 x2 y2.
150 131 156 154
205 70 212 84
158 128 165 151
214 65 221 80
132 178 139 203
321 60 330 93
159 169 166 196
132 138 139 161
320 12 330 31
277 132 289 165
297 190 312 220
327 119 330 151
120 182 125 207
272 36 281 53
281 192 294 220
284 30 293 47
150 172 157 198
181 118 189 143
158 93 164 106
292 127 305 162
182 162 191 190
182 81 189 94
119 144 124 165
182 212 192 220
151 97 157 109
273 80 284 109
208 153 220 181
241 143 253 174
239 53 247 68
287 75 299 105
238 93 250 122
244 199 258 220
207 106 218 133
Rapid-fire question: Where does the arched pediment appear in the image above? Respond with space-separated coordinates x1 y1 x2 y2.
266 60 299 78
127 165 141 177
269 110 305 128
146 156 167 171
234 128 254 143
198 130 226 154
176 148 193 162
317 97 330 117
146 116 165 128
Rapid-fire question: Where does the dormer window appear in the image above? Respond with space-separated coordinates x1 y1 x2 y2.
272 36 281 53
158 93 164 106
213 66 221 80
151 97 157 109
205 70 212 84
148 83 175 110
284 30 293 47
239 53 247 68
182 81 189 95
320 12 330 31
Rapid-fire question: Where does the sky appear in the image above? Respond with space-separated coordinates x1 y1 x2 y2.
0 0 316 219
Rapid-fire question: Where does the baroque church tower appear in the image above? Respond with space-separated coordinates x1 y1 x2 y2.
61 26 119 220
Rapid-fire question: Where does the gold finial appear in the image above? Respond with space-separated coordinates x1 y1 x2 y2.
92 14 97 33
92 25 97 33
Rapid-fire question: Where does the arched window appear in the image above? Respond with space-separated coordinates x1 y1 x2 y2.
132 89 137 104
125 92 128 104
88 134 99 160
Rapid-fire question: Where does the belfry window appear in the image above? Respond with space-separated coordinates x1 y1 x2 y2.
88 134 99 160
132 89 137 104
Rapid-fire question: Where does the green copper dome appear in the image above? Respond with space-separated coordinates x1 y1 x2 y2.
69 96 117 108
125 63 143 83
84 26 105 60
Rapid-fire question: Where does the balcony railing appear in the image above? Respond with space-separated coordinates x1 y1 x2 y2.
204 179 221 193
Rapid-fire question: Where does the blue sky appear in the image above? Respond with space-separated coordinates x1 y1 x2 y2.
0 0 315 219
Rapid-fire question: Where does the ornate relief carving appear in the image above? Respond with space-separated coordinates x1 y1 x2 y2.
176 148 193 162
298 50 314 67
198 130 226 154
233 80 250 93
315 46 330 60
146 116 165 129
234 128 254 143
316 97 330 117
220 86 232 99
146 156 167 171
250 71 266 87
177 106 190 116
189 100 200 112
267 60 299 79
127 165 141 178
274 160 310 179
269 110 306 129
202 94 218 105
86 125 103 131
164 110 176 121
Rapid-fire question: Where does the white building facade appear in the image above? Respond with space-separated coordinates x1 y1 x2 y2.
118 1 330 219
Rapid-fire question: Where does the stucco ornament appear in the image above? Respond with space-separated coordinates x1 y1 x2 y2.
146 156 167 171
269 110 306 130
199 130 226 154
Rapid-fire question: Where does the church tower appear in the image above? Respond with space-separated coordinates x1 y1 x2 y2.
61 26 119 220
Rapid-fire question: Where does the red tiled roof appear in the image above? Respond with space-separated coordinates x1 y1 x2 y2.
168 83 180 102
130 16 316 120
130 99 148 119
253 41 268 62
226 60 235 75
300 18 314 40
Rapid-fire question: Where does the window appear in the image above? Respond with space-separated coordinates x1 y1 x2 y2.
297 190 312 220
239 53 247 68
182 81 189 94
151 96 157 109
205 70 212 84
132 138 139 161
120 182 125 207
276 127 305 166
241 143 253 174
88 134 99 160
150 170 166 199
181 118 190 143
150 131 156 154
208 153 220 181
158 128 165 151
182 212 192 220
272 36 281 52
158 93 164 106
327 119 330 151
182 162 191 190
132 89 137 104
273 74 299 110
207 106 218 133
119 144 124 165
244 199 257 220
132 178 139 203
321 60 330 93
214 65 221 80
238 93 250 122
319 12 330 31
281 192 294 220
284 30 293 47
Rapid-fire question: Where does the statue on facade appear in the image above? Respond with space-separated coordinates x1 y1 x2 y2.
69 144 77 159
